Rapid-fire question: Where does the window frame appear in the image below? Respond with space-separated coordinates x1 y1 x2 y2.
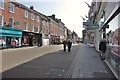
24 22 28 31
36 24 39 32
0 0 4 9
31 13 34 20
9 3 15 13
9 18 14 28
36 15 39 22
24 10 28 18
0 15 3 26
31 23 34 32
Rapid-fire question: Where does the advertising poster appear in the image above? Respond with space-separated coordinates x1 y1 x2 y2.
111 28 120 56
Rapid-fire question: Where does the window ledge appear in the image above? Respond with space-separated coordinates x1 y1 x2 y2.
24 16 28 19
0 7 5 10
9 11 14 14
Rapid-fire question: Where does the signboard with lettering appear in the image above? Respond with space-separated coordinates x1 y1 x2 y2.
88 24 99 30
0 26 22 37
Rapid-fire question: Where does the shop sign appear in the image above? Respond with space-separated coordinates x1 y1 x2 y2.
0 29 22 35
87 24 99 30
15 21 20 25
83 22 92 28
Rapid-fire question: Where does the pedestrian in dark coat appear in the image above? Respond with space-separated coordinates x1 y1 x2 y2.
63 40 67 51
67 40 72 52
99 40 107 53
99 39 107 60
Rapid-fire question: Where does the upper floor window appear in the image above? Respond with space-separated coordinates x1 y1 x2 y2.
9 3 14 13
31 23 34 32
0 0 4 9
31 13 34 20
24 22 28 30
24 10 28 18
36 16 39 22
43 20 46 26
46 21 49 27
35 25 39 32
0 15 3 26
9 18 14 28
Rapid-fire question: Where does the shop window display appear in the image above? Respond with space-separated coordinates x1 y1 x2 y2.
106 13 120 74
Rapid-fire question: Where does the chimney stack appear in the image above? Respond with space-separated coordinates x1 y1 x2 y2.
52 14 55 20
30 6 34 10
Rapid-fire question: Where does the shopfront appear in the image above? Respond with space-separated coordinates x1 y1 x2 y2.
105 13 120 79
22 31 42 47
22 31 30 46
0 26 22 48
99 2 120 78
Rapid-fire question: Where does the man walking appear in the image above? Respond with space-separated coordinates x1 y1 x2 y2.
63 40 67 52
67 40 72 52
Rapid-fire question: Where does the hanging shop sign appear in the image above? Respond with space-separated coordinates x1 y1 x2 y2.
83 22 92 28
87 24 99 30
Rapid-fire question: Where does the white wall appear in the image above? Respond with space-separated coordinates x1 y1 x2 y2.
94 29 100 51
43 39 49 46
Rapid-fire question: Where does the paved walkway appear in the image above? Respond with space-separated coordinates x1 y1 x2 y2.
66 43 116 79
1 45 63 73
1 43 116 79
1 44 78 73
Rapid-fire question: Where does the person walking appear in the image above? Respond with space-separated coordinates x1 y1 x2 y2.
63 40 67 52
99 39 107 60
67 40 72 52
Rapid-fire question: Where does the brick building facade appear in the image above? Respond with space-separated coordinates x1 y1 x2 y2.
0 0 72 48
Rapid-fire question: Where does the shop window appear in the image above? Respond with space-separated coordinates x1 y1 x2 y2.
0 0 4 9
9 18 14 27
9 3 14 13
0 15 3 26
24 22 28 30
24 10 28 18
106 13 119 71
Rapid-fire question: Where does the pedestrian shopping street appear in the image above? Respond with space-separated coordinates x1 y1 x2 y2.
0 0 120 80
2 44 116 79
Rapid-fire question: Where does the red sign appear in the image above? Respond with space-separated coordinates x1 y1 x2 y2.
24 36 27 43
12 41 16 47
111 28 120 56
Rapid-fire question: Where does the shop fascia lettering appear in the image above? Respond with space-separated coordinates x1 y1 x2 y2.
0 29 22 35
